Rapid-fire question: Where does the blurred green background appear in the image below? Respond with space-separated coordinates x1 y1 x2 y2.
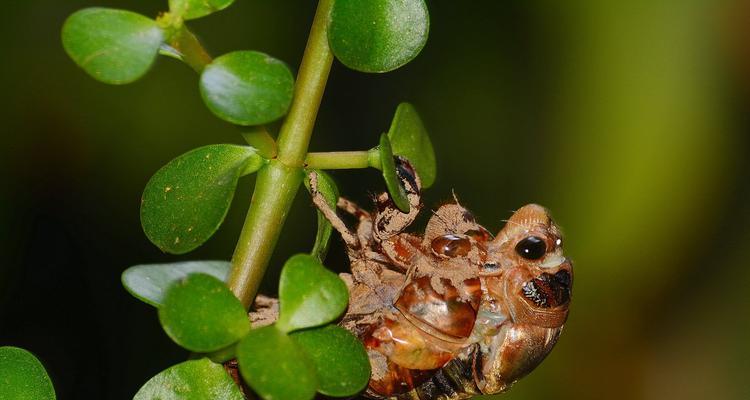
2 0 749 399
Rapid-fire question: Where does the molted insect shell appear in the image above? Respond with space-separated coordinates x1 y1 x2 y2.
305 170 572 399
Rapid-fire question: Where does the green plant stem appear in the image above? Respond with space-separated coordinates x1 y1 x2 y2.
168 24 213 73
275 0 335 167
305 151 371 169
228 0 335 309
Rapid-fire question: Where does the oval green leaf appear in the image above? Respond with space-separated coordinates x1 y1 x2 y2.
141 144 264 254
304 170 339 262
169 0 234 20
0 347 56 400
159 274 250 352
200 51 295 126
122 260 231 307
62 8 164 84
134 358 244 400
290 326 370 397
329 0 429 73
379 133 411 212
387 103 436 188
237 325 317 400
275 254 348 333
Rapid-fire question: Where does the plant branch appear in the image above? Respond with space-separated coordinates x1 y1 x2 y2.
305 151 372 169
228 0 335 308
168 24 213 73
275 0 335 167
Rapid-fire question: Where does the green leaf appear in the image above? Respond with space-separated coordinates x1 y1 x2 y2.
134 358 244 400
290 326 370 397
237 325 317 400
304 170 339 262
62 8 164 84
0 347 56 400
329 0 429 73
387 103 436 188
159 274 250 352
121 260 231 307
141 144 264 254
276 254 348 333
200 51 295 126
169 0 234 20
379 133 411 212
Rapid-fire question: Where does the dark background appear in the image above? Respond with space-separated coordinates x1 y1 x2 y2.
2 0 750 399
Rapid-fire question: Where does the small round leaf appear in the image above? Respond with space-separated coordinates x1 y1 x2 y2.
170 0 234 20
379 133 411 212
62 8 164 84
200 51 295 126
237 325 317 400
304 171 339 262
276 254 348 333
387 103 436 188
122 260 231 307
141 144 264 254
134 358 244 400
159 274 250 352
291 326 370 397
329 0 429 73
0 347 56 400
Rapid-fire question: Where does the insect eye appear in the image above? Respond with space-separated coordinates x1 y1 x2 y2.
515 236 547 260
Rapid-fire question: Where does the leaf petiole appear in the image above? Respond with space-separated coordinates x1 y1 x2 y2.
305 149 381 170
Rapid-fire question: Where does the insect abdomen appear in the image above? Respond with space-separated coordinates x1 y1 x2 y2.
390 347 481 400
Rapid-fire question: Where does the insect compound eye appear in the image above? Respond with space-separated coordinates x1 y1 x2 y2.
431 234 471 258
515 236 547 260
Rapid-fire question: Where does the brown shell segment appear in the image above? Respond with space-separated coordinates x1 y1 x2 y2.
430 234 472 258
368 361 437 397
395 277 480 339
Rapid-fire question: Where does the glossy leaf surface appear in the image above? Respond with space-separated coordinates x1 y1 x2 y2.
200 51 294 125
379 133 411 212
276 254 348 333
62 8 163 84
291 326 370 397
134 358 244 400
141 144 263 254
170 0 234 20
159 274 250 352
329 0 429 73
0 347 55 400
122 260 231 307
237 325 317 400
304 170 339 262
388 103 436 188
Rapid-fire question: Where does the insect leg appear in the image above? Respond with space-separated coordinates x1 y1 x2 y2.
338 197 371 220
373 157 423 241
309 171 360 248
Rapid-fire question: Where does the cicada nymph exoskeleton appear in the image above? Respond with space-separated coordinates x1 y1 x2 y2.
307 159 573 399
